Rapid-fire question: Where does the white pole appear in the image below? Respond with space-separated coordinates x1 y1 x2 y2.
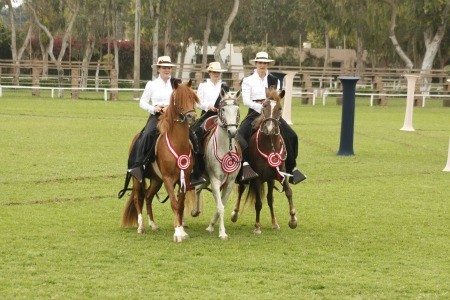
400 74 419 131
0 86 2 97
282 71 297 125
443 138 450 172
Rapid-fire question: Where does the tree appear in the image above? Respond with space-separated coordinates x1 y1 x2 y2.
28 0 80 96
133 0 141 99
213 0 239 68
4 0 32 85
383 0 450 90
149 0 160 76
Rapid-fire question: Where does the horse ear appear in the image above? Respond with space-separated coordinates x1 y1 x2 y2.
220 88 226 99
187 79 193 87
279 90 285 99
173 79 180 89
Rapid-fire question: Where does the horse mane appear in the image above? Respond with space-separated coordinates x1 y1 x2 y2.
158 82 200 135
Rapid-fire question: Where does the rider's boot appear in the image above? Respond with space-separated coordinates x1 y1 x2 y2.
190 153 207 186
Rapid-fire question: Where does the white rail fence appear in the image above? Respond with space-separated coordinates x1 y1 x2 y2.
1 85 449 107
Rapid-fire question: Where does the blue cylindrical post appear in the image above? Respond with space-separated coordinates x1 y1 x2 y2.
337 76 360 156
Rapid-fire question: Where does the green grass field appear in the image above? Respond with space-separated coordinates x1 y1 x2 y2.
0 92 449 299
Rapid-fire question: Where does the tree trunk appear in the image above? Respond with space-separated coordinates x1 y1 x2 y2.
177 31 189 79
81 29 96 88
384 0 414 69
6 0 32 85
213 0 239 68
112 0 120 74
134 0 141 99
356 34 364 74
201 7 212 69
419 22 448 92
150 0 161 78
164 9 172 56
324 26 329 68
28 1 79 97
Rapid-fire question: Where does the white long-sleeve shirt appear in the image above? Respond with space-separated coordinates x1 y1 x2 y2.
241 70 280 113
139 76 173 114
196 79 222 111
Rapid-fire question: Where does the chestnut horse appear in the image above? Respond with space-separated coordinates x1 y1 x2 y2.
121 80 200 242
191 90 241 240
231 88 298 234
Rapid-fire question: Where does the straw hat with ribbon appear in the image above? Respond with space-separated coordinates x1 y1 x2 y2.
206 61 228 72
152 56 176 67
249 51 275 66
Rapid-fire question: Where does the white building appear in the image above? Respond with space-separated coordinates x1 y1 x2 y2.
177 42 245 82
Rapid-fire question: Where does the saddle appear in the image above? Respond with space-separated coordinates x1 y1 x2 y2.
202 116 218 150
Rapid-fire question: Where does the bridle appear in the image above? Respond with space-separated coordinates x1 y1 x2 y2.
217 98 240 129
171 90 197 123
260 99 281 136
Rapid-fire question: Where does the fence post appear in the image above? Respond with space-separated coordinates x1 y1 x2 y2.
400 74 419 131
337 76 360 156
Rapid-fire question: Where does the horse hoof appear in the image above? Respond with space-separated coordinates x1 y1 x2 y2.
137 227 146 234
288 221 298 229
253 228 262 235
272 224 281 230
173 236 183 243
151 226 160 231
191 210 200 217
231 212 239 222
205 226 214 233
219 235 228 240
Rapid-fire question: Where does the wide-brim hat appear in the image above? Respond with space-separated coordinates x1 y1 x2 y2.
206 62 227 72
249 51 275 66
152 56 176 67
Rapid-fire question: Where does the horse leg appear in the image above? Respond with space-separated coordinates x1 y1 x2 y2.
145 179 163 231
267 180 280 230
253 181 263 234
206 178 228 240
132 178 146 234
164 179 188 242
191 186 202 217
216 180 236 240
231 183 246 222
284 181 298 229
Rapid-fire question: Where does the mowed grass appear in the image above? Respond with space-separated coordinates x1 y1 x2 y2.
0 92 449 299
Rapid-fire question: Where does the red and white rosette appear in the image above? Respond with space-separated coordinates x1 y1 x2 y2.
165 133 191 192
267 152 282 168
177 154 190 170
221 152 240 173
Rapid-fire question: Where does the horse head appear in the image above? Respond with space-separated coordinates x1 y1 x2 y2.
172 79 199 126
217 89 241 138
257 89 285 136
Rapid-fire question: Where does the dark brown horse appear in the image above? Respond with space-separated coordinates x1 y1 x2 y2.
121 80 200 242
231 88 298 234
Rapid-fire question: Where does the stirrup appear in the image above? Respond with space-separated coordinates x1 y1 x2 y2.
241 162 258 181
190 175 207 186
289 169 307 185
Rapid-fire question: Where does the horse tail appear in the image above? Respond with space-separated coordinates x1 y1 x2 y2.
245 181 265 207
184 189 200 216
120 188 144 227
